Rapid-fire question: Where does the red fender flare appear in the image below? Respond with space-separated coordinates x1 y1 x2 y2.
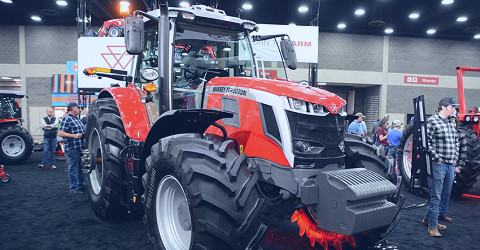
98 85 150 141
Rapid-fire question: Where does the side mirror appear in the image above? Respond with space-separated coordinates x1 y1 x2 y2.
280 38 297 70
124 16 144 55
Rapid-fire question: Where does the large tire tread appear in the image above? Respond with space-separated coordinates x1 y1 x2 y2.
142 135 266 250
0 124 34 164
452 125 480 196
86 98 130 221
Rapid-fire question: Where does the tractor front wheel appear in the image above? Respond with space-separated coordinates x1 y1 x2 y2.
85 98 130 220
142 135 266 250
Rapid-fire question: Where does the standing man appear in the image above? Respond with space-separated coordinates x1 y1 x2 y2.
39 107 58 170
348 112 366 136
423 97 459 237
387 120 403 173
59 102 86 194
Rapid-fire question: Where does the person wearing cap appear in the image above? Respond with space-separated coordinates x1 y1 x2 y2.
423 96 459 237
58 102 86 194
387 120 403 173
348 112 366 136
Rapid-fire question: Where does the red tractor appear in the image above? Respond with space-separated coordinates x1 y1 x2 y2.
398 67 480 196
97 18 125 37
0 90 34 164
82 3 402 249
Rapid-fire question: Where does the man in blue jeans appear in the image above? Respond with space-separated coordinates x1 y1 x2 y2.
387 120 403 175
423 97 459 237
59 102 86 194
39 107 58 170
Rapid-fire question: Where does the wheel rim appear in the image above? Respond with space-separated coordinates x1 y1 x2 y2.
1 135 25 157
156 175 192 250
89 128 103 195
402 134 413 179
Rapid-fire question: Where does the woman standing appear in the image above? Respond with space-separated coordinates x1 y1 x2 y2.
376 117 389 156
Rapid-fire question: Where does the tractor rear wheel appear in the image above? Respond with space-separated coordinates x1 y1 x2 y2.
398 122 415 188
451 124 480 196
85 98 130 220
142 135 266 250
0 124 33 164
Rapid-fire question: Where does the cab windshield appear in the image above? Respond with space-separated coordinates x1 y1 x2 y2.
134 22 256 110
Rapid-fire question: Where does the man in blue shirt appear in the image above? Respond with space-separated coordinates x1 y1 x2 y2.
387 120 403 174
348 112 366 136
59 102 86 194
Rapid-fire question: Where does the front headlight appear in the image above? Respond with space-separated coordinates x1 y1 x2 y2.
312 103 324 113
465 116 471 122
289 98 307 112
473 115 479 123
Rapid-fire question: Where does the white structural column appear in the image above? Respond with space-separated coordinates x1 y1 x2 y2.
18 26 29 131
380 36 389 116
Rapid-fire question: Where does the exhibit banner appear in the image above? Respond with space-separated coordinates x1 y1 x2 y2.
78 37 136 89
252 24 319 63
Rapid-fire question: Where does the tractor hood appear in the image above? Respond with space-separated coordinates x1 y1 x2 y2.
208 77 346 114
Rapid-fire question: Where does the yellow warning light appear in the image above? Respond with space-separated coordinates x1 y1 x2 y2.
143 82 157 92
119 1 130 15
133 196 136 203
85 67 97 75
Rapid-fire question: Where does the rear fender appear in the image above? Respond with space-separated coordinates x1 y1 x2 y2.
98 85 150 141
141 109 233 163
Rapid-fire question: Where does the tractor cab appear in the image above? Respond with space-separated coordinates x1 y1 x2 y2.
127 5 296 115
0 90 26 124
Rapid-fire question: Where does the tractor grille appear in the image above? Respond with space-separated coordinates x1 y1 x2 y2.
286 111 345 168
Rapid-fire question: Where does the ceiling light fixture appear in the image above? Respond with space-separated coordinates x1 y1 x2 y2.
298 6 308 13
337 23 346 29
441 0 454 4
427 29 436 34
385 28 394 34
355 9 365 16
409 13 420 19
31 16 42 21
1 0 13 3
457 16 467 22
13 79 21 82
474 34 480 39
288 22 296 26
56 0 68 6
242 3 252 10
179 1 189 7
1 77 12 80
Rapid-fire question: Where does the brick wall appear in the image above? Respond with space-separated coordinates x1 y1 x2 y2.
25 26 77 64
0 26 20 64
386 85 480 115
26 77 52 107
318 32 383 72
389 37 480 76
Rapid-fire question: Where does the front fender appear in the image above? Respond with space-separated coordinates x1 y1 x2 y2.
98 85 150 141
141 109 233 161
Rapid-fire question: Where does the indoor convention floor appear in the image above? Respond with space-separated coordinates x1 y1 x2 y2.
1 152 480 250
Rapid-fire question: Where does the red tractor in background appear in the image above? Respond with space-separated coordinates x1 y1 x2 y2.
0 90 34 164
97 18 125 37
398 67 480 196
82 3 402 249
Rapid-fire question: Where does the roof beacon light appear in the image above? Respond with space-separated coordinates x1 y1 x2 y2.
119 1 130 15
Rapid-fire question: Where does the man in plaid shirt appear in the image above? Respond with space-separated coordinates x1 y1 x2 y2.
59 102 86 194
423 97 459 237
